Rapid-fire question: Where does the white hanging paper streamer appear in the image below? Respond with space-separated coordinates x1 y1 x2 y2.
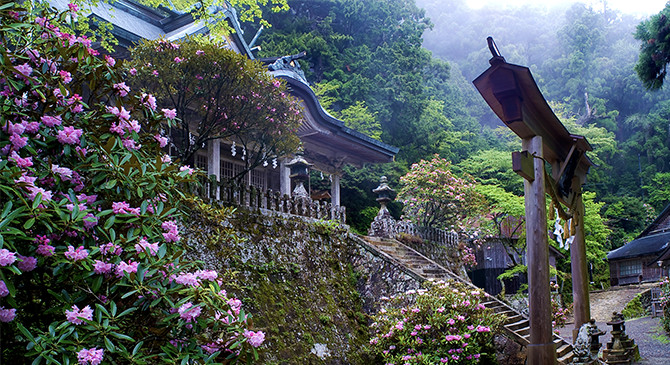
242 146 246 161
272 158 277 169
231 141 236 157
263 160 268 167
320 171 324 180
553 208 564 247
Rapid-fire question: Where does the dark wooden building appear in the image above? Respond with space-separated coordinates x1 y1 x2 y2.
608 203 670 286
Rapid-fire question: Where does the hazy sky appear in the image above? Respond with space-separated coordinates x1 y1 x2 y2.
467 0 668 16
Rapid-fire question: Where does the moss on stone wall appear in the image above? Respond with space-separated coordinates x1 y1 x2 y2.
185 205 420 364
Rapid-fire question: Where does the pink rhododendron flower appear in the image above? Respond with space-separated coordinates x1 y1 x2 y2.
174 56 184 63
36 241 55 257
154 134 168 148
23 121 40 134
196 270 217 281
122 138 140 150
83 213 98 229
179 165 193 175
14 63 32 78
152 69 159 76
476 325 491 333
0 307 16 322
65 305 93 325
5 121 25 135
68 3 79 13
244 330 265 348
93 260 113 274
41 115 62 127
16 255 37 272
0 280 8 297
9 134 28 149
135 238 159 256
112 201 131 214
174 272 200 287
0 249 17 266
161 220 180 242
64 246 88 261
129 67 137 75
104 55 115 67
99 242 122 256
77 347 104 365
162 108 176 119
57 126 83 144
227 298 242 314
52 164 73 180
195 49 204 55
106 106 131 121
113 82 130 97
178 302 202 322
115 260 139 277
141 93 156 110
9 151 32 168
59 70 72 83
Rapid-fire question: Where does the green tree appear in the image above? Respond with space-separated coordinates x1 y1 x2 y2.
129 36 302 176
634 4 670 90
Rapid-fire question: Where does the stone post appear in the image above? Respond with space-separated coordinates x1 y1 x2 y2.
368 176 396 238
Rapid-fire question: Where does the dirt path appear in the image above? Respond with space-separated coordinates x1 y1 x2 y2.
587 283 657 322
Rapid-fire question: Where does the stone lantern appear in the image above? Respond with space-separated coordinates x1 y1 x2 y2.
369 176 396 238
373 176 394 219
286 152 313 198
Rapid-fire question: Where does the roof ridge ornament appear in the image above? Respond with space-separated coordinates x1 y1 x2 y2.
487 36 506 65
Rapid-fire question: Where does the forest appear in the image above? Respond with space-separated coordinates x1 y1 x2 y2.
243 0 670 285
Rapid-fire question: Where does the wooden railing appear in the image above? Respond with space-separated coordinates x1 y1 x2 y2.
191 176 346 223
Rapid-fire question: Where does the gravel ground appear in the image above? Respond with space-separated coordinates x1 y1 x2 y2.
555 283 670 364
558 315 670 363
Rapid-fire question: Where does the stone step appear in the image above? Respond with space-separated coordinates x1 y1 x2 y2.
365 236 575 364
557 343 572 358
505 319 529 331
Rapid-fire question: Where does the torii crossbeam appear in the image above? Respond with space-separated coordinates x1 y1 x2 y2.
473 37 594 365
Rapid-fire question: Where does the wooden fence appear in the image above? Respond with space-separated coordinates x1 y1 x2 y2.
191 176 346 223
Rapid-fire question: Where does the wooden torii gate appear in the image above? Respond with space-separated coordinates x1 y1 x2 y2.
473 38 594 365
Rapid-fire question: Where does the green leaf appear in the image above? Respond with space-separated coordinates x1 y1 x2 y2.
104 336 115 352
110 332 134 341
116 307 137 318
104 216 115 229
23 217 35 229
132 341 143 356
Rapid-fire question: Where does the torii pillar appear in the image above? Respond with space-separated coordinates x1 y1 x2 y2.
523 136 555 364
474 37 594 364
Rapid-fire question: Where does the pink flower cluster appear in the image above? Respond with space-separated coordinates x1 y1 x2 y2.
161 220 180 242
65 305 93 325
0 307 17 322
112 201 140 215
0 249 17 266
77 347 104 365
178 302 201 322
243 330 265 348
64 246 89 261
135 238 159 256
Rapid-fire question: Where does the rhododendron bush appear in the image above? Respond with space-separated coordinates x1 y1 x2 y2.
0 4 262 363
128 36 302 175
368 279 503 364
398 155 485 231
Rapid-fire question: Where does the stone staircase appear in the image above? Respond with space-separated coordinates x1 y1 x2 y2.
361 236 575 365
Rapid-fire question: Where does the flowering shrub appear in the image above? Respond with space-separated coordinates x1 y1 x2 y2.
659 277 670 334
368 279 503 364
398 155 485 231
0 4 262 363
128 36 302 174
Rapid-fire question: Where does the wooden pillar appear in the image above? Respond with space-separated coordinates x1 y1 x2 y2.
279 158 291 197
207 139 220 200
571 192 590 340
523 136 556 365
